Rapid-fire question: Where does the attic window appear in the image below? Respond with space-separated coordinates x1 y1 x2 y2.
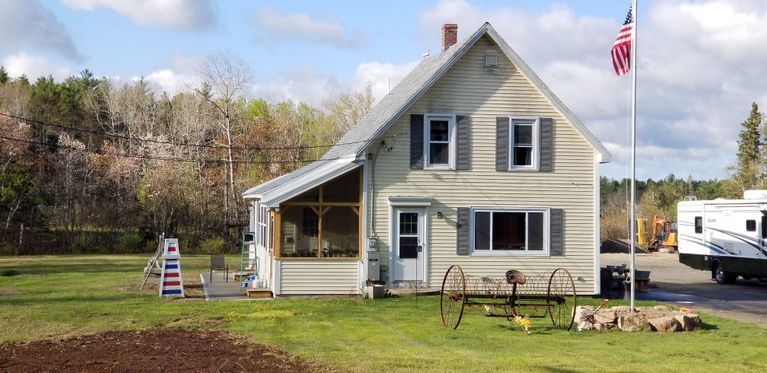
485 55 498 68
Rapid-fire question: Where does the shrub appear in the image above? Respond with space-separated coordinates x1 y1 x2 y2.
199 237 224 255
71 234 92 254
115 232 143 254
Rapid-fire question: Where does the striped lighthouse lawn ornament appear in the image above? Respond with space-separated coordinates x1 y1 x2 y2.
159 238 184 297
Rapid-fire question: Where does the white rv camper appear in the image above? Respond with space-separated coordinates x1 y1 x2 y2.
677 190 767 284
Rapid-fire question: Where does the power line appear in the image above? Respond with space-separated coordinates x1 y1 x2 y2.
0 134 340 165
0 111 376 152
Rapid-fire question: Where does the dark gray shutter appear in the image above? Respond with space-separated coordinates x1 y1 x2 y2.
456 207 470 256
496 117 509 171
456 115 470 170
550 208 564 256
410 114 424 169
539 118 553 172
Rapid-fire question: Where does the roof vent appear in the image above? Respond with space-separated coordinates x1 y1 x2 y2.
485 55 498 68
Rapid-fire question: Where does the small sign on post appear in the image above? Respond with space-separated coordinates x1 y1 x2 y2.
159 238 184 298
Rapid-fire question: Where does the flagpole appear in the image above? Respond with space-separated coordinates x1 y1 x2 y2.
629 0 638 311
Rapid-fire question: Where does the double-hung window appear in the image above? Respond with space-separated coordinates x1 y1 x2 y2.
509 118 539 170
424 114 456 169
471 208 548 255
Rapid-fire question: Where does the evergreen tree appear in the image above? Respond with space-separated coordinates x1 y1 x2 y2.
734 102 762 190
0 66 8 84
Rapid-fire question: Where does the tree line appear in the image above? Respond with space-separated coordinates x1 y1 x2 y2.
600 102 765 242
0 54 372 255
1 57 763 252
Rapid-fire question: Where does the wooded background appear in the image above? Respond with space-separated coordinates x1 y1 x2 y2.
0 56 763 254
0 54 373 254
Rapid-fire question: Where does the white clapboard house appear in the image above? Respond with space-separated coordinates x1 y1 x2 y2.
242 22 611 296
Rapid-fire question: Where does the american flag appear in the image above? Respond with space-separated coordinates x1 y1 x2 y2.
611 5 634 76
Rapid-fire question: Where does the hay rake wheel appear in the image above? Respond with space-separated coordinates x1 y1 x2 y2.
546 268 577 330
440 265 466 329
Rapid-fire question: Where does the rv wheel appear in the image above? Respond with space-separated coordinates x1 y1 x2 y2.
713 262 736 285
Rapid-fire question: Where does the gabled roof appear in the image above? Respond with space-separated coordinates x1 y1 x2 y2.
243 22 610 205
324 22 611 163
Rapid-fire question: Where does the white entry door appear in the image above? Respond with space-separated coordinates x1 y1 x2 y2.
392 208 427 284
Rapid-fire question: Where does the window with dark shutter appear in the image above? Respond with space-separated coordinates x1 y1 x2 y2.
456 115 471 170
456 207 470 255
549 208 564 256
410 114 424 169
496 117 509 171
497 117 553 172
539 118 553 172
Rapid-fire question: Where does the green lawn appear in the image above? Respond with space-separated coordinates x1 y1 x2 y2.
1 255 766 372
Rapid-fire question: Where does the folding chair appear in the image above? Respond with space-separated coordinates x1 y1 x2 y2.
209 255 229 282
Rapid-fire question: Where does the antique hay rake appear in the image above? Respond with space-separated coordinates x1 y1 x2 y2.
440 265 577 330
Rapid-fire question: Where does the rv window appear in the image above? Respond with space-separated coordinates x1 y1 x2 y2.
694 216 702 234
762 216 767 239
746 220 757 232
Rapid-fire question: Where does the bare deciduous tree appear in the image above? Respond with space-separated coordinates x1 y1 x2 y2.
196 51 252 230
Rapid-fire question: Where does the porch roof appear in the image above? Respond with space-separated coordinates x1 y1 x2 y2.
242 156 361 207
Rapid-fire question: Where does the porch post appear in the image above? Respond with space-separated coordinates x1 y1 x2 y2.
273 209 281 258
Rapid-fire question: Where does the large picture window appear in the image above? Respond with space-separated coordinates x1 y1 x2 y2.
509 118 539 170
472 208 547 255
424 114 456 169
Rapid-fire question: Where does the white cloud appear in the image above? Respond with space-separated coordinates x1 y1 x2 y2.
62 0 216 30
251 7 364 49
134 69 199 96
2 52 72 80
251 66 343 107
128 54 203 95
353 61 419 103
0 0 82 61
419 0 767 180
249 59 418 109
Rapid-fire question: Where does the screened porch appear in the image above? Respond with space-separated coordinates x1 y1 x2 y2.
273 167 362 260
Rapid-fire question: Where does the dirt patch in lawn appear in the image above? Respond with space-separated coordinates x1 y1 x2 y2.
0 329 328 372
0 288 21 297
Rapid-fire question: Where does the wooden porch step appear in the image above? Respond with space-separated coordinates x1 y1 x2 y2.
246 288 273 298
233 272 256 282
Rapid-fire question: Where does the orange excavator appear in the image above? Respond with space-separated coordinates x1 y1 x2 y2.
648 215 677 251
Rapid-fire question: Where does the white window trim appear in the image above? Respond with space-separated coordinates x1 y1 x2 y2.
256 203 269 248
423 113 457 170
469 206 550 256
508 117 540 171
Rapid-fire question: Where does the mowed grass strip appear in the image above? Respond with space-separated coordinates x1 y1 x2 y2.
1 255 766 372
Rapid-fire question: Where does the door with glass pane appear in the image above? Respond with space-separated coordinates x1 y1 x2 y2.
392 208 426 284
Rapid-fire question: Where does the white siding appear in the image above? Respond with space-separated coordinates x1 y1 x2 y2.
368 35 599 294
277 259 360 295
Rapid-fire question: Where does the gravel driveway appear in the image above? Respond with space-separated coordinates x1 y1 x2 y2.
601 252 767 328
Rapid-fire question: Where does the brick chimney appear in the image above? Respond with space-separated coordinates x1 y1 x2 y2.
441 24 458 52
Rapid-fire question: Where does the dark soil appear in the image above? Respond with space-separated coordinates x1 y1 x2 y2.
0 329 327 372
600 239 648 254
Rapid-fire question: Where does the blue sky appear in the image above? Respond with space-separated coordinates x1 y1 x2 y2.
2 1 767 181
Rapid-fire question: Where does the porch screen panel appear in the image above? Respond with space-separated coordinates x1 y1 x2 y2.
323 168 360 202
279 207 318 257
321 207 359 257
